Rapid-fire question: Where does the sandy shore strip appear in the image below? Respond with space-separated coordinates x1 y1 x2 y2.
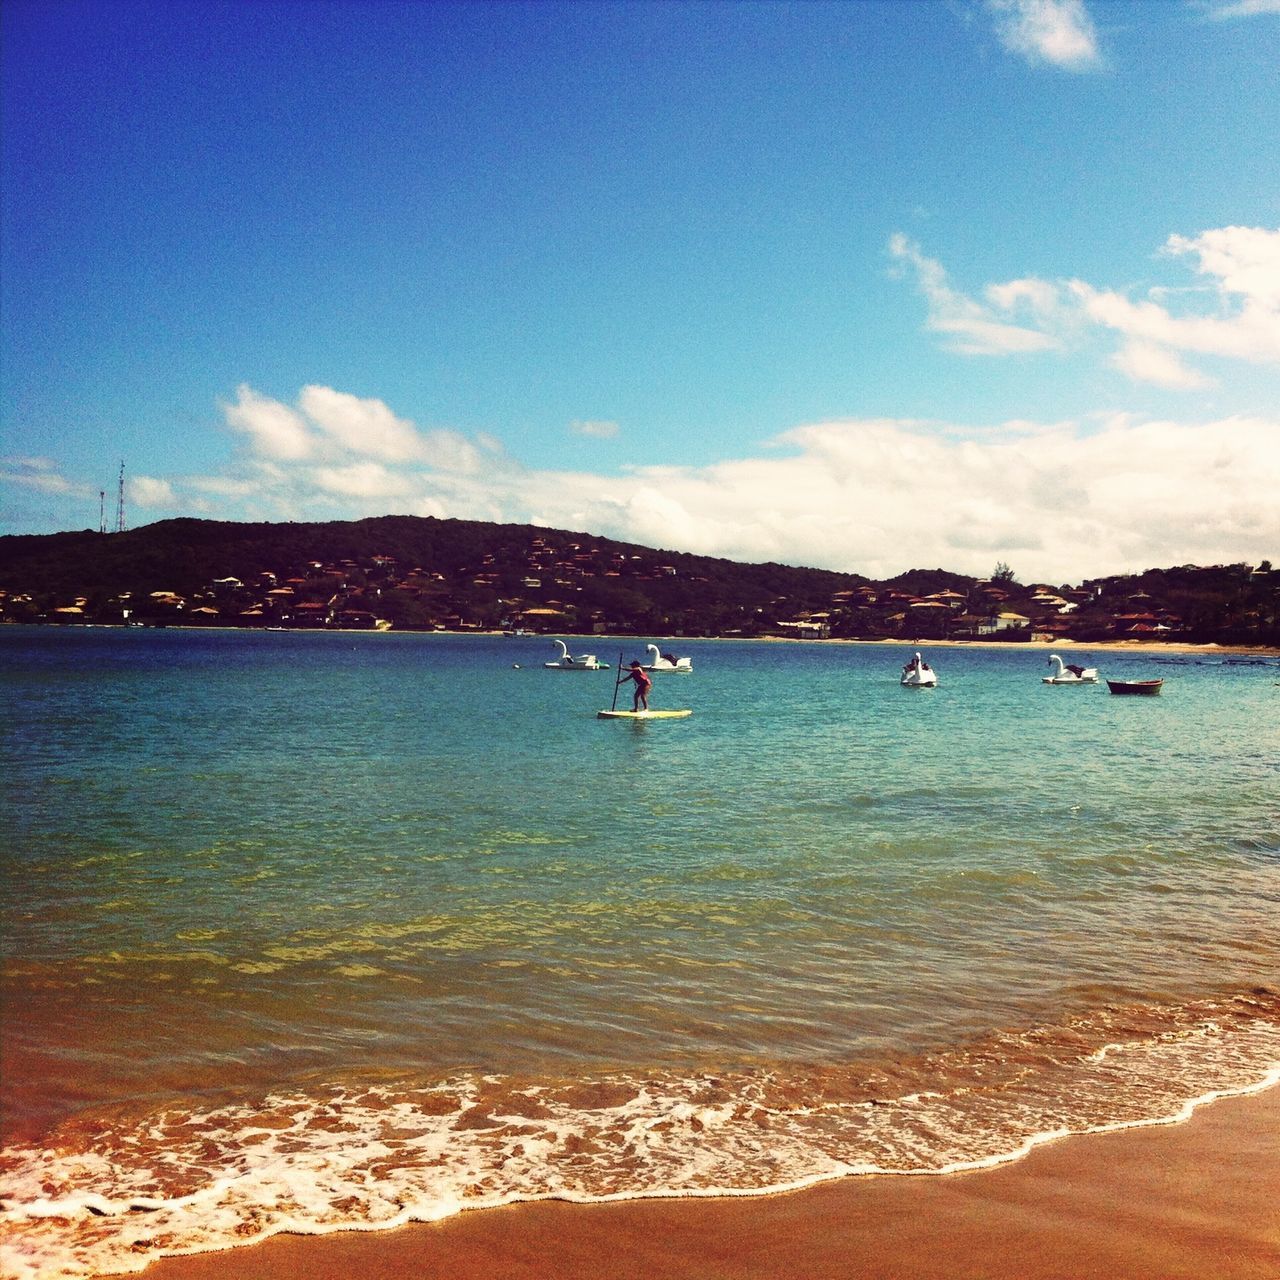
135 1085 1279 1280
767 635 1280 656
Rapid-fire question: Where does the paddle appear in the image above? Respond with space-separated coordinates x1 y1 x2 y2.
609 650 624 712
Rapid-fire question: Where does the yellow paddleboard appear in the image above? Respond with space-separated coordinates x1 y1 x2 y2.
597 709 692 719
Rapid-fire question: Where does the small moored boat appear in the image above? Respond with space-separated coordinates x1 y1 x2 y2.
1106 678 1163 696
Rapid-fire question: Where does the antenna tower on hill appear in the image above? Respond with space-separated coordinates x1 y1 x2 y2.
99 490 106 535
115 461 126 533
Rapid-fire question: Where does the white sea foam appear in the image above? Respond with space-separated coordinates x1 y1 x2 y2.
2 996 1278 1279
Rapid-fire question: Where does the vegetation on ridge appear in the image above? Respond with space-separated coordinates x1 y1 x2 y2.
0 516 1275 646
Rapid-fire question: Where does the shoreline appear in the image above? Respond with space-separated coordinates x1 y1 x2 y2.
7 621 1278 657
748 634 1280 656
134 1082 1280 1280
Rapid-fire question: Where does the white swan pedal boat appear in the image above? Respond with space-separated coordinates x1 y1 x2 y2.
901 652 937 687
642 644 693 673
543 639 609 670
1043 654 1098 684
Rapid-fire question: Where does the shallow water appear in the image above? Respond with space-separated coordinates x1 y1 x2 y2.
2 628 1278 1277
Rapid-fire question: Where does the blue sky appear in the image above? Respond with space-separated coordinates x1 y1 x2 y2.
2 0 1278 581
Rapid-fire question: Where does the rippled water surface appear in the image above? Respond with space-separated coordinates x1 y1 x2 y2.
2 627 1278 1276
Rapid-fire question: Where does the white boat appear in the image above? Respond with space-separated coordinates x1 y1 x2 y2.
1043 654 1098 684
643 644 693 673
901 651 937 687
543 639 608 670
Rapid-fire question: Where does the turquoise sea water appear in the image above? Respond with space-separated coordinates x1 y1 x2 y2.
2 627 1278 1277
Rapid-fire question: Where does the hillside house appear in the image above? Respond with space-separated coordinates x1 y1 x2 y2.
773 619 831 639
979 612 1031 635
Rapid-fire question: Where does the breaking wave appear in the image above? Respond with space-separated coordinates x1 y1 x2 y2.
2 989 1278 1279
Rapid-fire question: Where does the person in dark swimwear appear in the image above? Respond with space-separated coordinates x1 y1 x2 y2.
622 660 652 711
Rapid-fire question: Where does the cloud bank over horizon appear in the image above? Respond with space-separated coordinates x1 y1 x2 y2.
8 401 1274 587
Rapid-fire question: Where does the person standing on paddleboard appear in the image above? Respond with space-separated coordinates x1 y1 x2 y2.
621 660 652 711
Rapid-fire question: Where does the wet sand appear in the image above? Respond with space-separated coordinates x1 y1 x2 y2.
139 1085 1278 1280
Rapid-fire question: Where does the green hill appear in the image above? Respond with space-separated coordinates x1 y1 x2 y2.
0 517 1274 645
0 516 865 635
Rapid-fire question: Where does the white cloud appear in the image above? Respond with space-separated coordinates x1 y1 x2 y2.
0 457 91 496
298 385 423 463
231 408 1280 580
895 225 1280 386
310 461 415 499
221 384 487 475
517 414 1279 581
1164 225 1280 310
1202 0 1280 19
185 475 263 498
983 277 1072 327
222 384 314 461
417 428 487 474
1108 341 1211 389
570 419 621 439
129 475 178 507
986 0 1102 71
888 234 1060 355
